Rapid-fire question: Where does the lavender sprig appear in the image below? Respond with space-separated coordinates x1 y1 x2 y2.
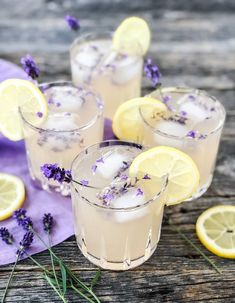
20 54 40 79
43 213 54 234
65 15 80 31
0 228 14 245
41 164 72 183
144 58 161 87
16 232 34 258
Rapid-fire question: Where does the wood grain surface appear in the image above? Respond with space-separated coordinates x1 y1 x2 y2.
0 0 235 302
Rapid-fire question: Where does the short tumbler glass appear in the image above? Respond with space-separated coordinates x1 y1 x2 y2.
70 32 143 119
20 81 104 195
140 87 226 198
71 140 166 270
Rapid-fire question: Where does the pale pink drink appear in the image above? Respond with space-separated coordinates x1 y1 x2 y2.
70 33 143 119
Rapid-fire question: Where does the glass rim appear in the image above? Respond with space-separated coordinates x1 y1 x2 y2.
19 80 103 134
70 139 168 211
70 31 143 69
140 86 226 140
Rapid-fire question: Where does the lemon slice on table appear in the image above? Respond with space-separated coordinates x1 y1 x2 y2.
0 173 25 221
112 16 151 55
112 97 167 141
129 146 200 205
0 79 48 141
196 205 235 259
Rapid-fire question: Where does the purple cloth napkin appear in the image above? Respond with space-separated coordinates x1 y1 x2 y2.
0 59 115 265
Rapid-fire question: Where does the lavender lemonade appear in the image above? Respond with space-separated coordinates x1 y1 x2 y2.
141 87 226 197
71 141 166 270
70 34 143 119
21 82 103 195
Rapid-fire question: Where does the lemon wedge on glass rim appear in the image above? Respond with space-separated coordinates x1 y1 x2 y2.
129 146 200 205
112 16 151 56
112 97 167 142
196 205 235 259
0 173 25 221
0 79 48 141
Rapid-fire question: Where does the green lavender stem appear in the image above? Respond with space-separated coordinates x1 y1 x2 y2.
172 225 222 274
1 255 19 303
31 227 100 302
48 234 63 295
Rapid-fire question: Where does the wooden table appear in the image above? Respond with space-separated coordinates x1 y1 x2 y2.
0 0 235 302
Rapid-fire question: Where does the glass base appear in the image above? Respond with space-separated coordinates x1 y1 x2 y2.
30 176 71 196
186 174 213 201
77 242 158 271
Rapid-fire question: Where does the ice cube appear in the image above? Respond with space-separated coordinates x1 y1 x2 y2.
38 113 80 151
42 113 79 131
110 188 148 223
75 45 102 67
179 101 210 123
96 152 127 179
153 120 188 148
112 55 142 85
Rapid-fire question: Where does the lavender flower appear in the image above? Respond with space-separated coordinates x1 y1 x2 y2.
186 130 196 139
13 209 27 224
16 232 34 258
21 217 33 231
41 164 72 183
163 95 171 103
180 110 187 117
103 192 115 205
143 174 151 180
43 213 54 234
96 157 104 164
144 58 161 87
20 54 40 79
65 15 80 31
80 179 89 186
0 228 14 245
13 209 33 231
37 112 43 118
91 164 97 173
136 188 144 196
188 95 196 101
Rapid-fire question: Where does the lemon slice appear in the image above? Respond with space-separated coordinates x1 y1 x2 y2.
0 79 48 141
129 146 200 205
112 16 151 55
196 205 235 259
112 97 167 142
0 173 25 221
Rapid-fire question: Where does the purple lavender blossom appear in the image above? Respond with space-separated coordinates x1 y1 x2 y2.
37 112 43 118
163 95 171 103
136 188 144 196
13 209 33 231
188 95 196 101
43 213 54 234
143 174 151 180
0 227 14 245
21 217 33 231
96 157 104 164
80 179 89 186
144 58 161 87
91 164 97 173
103 192 115 204
13 209 27 224
16 232 34 258
56 102 61 107
186 130 196 139
48 98 54 105
180 110 187 117
65 15 80 31
120 174 129 180
20 54 40 79
41 164 72 183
